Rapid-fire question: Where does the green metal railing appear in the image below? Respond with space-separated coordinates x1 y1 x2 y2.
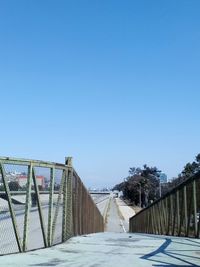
129 171 200 238
0 157 104 255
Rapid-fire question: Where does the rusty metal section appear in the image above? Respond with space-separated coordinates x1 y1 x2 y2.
72 170 104 236
0 156 104 255
129 171 200 238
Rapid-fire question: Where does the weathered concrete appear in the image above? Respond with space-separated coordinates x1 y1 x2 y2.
105 198 125 232
1 196 199 266
96 197 110 218
115 197 135 232
1 233 199 267
116 197 135 221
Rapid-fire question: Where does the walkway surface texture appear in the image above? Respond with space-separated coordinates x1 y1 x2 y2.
1 196 200 267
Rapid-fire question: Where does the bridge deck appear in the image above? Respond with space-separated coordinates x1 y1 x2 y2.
1 232 200 267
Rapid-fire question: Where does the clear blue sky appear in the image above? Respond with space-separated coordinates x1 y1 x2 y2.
0 1 200 188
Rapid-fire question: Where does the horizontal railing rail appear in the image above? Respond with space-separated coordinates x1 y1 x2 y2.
0 156 104 255
129 171 200 238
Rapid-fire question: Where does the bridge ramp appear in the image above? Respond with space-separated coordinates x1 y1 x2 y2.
1 232 199 267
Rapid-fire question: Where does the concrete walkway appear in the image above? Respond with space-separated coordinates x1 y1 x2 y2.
1 233 200 267
115 198 135 221
1 197 200 266
115 197 135 232
105 198 125 232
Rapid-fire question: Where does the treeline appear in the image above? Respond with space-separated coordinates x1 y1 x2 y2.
113 153 200 207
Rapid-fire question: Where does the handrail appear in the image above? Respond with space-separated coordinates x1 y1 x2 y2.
0 156 104 255
129 171 200 238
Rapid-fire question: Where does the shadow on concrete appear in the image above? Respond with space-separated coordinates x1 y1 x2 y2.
141 237 200 267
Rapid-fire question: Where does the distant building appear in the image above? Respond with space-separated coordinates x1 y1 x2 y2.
17 175 45 188
159 173 167 184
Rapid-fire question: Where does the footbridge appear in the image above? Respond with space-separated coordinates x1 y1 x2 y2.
0 157 199 266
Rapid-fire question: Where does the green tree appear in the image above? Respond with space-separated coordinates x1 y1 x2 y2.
113 165 161 207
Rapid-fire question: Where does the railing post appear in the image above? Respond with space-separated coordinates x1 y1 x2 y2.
193 180 198 237
23 163 33 251
62 169 68 242
176 190 180 236
0 163 22 252
47 167 55 246
51 170 65 244
32 167 48 247
184 185 188 236
65 157 73 240
163 198 168 234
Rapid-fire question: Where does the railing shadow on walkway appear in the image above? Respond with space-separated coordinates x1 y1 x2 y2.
140 235 200 267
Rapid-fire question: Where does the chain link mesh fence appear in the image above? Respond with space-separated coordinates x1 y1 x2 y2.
129 171 200 238
0 157 104 255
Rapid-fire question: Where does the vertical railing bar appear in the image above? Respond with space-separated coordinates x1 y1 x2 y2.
161 200 166 234
32 167 48 247
47 167 55 247
166 196 170 235
160 200 164 233
79 181 83 235
157 203 161 234
176 190 180 236
193 180 198 237
73 175 77 236
157 202 162 234
76 177 79 235
171 195 175 236
178 188 184 236
163 198 168 234
183 186 188 236
146 209 149 233
0 163 22 252
65 157 73 240
153 205 158 234
62 169 67 242
51 169 65 244
23 164 33 251
148 210 150 233
186 190 192 237
150 207 154 233
72 178 75 235
78 178 81 234
151 206 155 234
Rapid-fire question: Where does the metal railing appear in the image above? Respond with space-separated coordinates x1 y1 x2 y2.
129 171 200 238
0 157 104 255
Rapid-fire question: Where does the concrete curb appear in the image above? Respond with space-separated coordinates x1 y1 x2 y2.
103 197 111 224
115 198 136 223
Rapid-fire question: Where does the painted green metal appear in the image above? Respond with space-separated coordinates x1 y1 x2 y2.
62 169 67 242
52 170 65 243
0 157 67 169
47 167 55 246
23 164 33 251
0 156 104 255
176 191 180 236
183 186 188 236
129 171 200 238
0 163 22 252
193 180 197 237
32 167 48 248
65 157 73 240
